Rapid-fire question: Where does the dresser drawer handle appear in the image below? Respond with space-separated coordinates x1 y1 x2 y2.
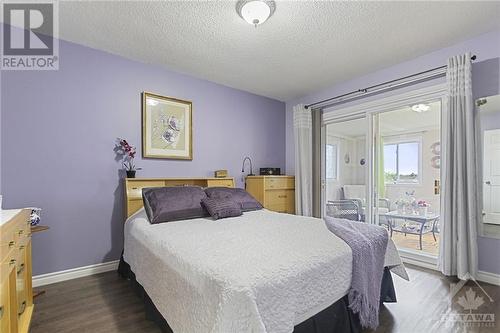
17 263 25 275
19 245 25 250
9 241 16 248
18 229 24 235
0 305 3 319
18 301 26 316
9 259 16 265
278 195 287 198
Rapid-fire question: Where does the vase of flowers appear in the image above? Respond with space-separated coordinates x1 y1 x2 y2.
417 200 429 216
116 138 141 178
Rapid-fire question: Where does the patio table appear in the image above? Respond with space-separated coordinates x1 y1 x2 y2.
384 211 440 250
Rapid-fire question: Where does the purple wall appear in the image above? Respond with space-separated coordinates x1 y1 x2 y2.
285 29 500 275
1 39 285 275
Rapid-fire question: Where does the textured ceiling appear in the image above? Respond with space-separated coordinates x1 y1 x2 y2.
56 1 500 101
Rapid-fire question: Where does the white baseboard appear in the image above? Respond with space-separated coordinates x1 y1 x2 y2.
477 270 500 286
401 258 500 286
32 260 120 287
401 256 439 271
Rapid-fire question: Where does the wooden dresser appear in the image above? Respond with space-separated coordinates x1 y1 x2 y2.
0 209 33 333
246 176 295 214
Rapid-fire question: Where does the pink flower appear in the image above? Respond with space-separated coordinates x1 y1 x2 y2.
417 200 428 207
116 138 139 171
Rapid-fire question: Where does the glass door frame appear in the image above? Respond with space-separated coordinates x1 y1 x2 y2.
321 83 447 269
321 111 369 220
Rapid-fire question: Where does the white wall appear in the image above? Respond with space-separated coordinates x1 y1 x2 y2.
325 131 366 202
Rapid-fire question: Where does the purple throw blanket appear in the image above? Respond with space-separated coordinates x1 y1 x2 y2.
324 217 389 329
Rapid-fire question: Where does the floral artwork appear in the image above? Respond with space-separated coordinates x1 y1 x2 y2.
142 92 192 159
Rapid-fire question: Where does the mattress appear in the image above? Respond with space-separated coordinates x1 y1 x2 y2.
124 209 353 333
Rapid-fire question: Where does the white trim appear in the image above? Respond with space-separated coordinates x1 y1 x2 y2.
402 256 439 271
400 254 500 286
400 247 438 269
32 260 119 287
477 270 500 286
367 114 374 224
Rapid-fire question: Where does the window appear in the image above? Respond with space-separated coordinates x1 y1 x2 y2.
326 144 338 180
384 141 420 184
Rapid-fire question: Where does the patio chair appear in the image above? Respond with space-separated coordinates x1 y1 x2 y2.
326 200 363 221
342 185 391 225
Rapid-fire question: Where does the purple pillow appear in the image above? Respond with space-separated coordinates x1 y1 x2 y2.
142 186 209 224
204 187 263 212
201 197 242 220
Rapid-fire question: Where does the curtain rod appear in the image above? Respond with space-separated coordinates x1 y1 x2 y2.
305 55 477 110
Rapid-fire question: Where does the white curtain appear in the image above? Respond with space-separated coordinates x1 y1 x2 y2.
293 104 313 216
439 52 479 280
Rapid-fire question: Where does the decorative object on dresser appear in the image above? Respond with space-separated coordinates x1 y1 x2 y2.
0 209 34 333
142 92 193 160
116 138 141 178
124 177 235 218
214 170 228 178
245 176 295 214
259 167 281 175
29 208 41 226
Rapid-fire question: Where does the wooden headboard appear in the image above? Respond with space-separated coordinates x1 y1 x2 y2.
124 177 235 219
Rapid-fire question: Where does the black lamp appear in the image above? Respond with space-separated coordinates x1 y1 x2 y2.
241 156 254 176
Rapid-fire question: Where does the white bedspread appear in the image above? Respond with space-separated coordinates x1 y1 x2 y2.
124 209 406 333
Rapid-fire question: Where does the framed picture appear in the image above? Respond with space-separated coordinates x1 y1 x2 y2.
142 92 192 160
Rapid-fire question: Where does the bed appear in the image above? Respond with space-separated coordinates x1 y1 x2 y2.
120 178 407 333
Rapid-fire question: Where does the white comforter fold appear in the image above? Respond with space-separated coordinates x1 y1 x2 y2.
124 209 406 333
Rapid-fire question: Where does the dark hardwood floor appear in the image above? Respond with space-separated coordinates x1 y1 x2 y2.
30 264 499 333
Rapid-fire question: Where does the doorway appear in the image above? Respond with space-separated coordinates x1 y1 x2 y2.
321 85 446 267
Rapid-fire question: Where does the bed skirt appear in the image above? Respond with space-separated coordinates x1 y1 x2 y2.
118 257 396 333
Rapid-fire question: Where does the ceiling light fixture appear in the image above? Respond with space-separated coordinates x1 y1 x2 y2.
411 103 430 113
236 0 276 27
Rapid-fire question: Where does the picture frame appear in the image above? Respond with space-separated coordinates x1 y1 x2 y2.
142 92 193 160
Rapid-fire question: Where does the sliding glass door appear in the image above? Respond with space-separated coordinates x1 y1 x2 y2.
373 101 442 258
321 86 445 265
322 116 368 222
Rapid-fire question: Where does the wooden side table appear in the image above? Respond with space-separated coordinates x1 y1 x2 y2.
31 225 50 298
